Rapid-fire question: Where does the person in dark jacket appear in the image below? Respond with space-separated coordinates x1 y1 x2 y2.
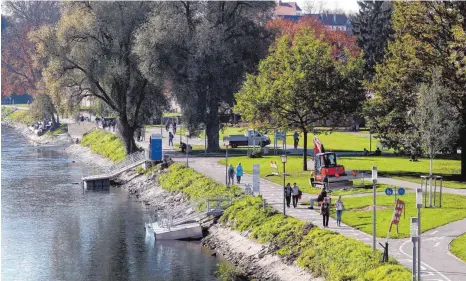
321 197 330 228
284 183 292 208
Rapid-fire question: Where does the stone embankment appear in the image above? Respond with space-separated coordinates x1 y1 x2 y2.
3 121 72 146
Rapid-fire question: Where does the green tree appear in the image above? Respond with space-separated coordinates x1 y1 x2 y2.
134 1 274 151
235 29 365 170
366 2 466 176
351 0 394 80
29 93 58 125
30 2 167 153
414 70 459 176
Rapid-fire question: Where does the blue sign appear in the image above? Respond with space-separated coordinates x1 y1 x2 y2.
385 188 393 196
398 188 405 196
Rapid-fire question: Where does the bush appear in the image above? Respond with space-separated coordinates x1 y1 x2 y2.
81 129 126 162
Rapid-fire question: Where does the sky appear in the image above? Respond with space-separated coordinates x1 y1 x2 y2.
296 0 360 14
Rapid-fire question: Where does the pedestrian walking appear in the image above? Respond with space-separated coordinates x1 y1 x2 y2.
168 132 174 146
141 125 146 141
284 183 292 208
321 197 330 227
335 196 344 227
235 163 243 184
293 131 299 149
292 182 300 208
165 119 170 132
173 121 177 134
228 164 235 185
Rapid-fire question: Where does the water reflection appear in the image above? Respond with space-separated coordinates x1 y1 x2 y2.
2 126 219 281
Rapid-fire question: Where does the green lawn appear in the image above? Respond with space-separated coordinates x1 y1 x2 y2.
450 232 466 262
338 156 464 189
12 104 29 108
163 112 182 117
332 193 466 238
219 155 387 196
217 126 382 152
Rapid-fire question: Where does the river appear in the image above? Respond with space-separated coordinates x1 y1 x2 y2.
1 125 220 281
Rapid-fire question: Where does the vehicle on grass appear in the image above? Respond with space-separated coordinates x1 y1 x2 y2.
310 136 357 190
223 129 270 148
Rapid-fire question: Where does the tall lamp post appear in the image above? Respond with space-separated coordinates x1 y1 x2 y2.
224 139 230 187
281 154 287 216
416 187 422 281
186 130 189 167
372 166 378 253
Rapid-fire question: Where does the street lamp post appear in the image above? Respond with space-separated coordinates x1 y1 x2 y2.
416 187 422 281
186 130 189 167
281 154 287 216
372 166 378 253
224 139 230 187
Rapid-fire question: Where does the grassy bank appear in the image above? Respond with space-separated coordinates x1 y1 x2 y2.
1 106 16 118
450 233 466 262
158 163 411 280
3 109 33 125
334 193 466 238
81 129 126 162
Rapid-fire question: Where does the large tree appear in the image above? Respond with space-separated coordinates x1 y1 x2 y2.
366 2 466 176
30 2 166 153
351 1 394 80
1 1 60 97
134 1 275 151
235 29 365 170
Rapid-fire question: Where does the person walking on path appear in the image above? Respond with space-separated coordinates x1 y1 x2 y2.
168 132 174 146
235 163 243 184
321 197 330 227
335 196 344 227
293 131 299 149
165 119 170 132
292 183 300 208
173 121 177 134
228 164 235 185
284 183 292 208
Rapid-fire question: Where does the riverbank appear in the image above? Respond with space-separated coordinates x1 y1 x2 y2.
1 107 73 146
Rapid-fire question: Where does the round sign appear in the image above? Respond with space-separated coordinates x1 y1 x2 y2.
398 188 405 196
385 188 393 196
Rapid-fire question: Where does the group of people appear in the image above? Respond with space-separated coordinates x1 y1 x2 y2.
284 183 302 208
227 163 243 185
309 189 345 227
362 147 382 156
165 119 177 134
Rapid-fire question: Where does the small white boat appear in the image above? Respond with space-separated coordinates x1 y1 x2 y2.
145 222 203 240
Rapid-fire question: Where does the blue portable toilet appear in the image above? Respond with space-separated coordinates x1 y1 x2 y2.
149 134 163 161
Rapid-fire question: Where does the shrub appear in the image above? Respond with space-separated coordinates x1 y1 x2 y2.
81 129 126 162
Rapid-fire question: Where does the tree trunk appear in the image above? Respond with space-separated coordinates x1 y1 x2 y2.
119 115 136 154
206 104 220 152
302 129 308 171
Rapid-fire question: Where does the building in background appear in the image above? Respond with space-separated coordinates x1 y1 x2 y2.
273 1 352 34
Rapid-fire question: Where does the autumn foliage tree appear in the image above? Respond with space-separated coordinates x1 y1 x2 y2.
266 17 360 59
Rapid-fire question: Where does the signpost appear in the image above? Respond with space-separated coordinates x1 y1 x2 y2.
372 166 377 253
411 217 419 281
252 164 260 195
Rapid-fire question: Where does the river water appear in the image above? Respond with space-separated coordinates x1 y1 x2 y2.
1 125 220 281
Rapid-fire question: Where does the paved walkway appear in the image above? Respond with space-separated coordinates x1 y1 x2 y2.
166 153 466 281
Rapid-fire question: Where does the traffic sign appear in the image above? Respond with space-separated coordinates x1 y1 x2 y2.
398 188 405 196
385 188 393 196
